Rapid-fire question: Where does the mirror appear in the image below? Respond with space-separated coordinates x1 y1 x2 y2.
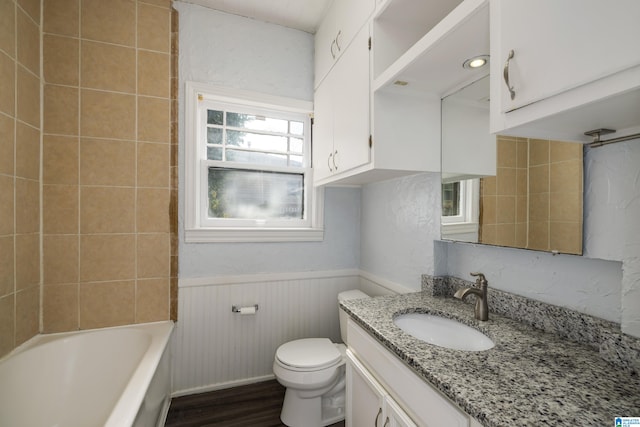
441 75 584 255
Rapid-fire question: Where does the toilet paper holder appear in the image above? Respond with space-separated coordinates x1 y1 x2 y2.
231 304 259 313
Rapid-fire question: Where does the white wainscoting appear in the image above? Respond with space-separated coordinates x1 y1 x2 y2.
172 269 362 396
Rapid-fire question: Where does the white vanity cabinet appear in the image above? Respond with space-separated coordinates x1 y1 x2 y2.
490 0 640 141
347 350 417 427
313 24 372 183
314 0 375 90
346 318 476 427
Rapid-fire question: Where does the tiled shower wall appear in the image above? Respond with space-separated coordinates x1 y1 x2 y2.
41 0 177 332
480 136 583 254
0 0 41 356
0 0 176 357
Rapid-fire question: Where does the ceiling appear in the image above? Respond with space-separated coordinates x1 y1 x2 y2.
181 0 333 34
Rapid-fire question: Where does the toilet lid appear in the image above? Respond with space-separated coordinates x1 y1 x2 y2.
276 338 341 370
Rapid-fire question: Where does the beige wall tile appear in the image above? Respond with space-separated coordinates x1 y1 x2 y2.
44 84 78 135
516 168 527 196
550 140 583 163
514 222 527 248
0 175 14 236
0 113 14 175
137 188 169 232
550 192 582 223
43 235 78 285
16 65 39 128
44 0 79 37
550 221 582 255
528 221 549 251
138 96 170 142
496 195 516 224
529 164 549 194
15 177 39 233
0 236 14 297
81 41 135 93
529 139 550 166
496 167 516 196
15 121 39 180
138 3 171 52
481 176 496 196
80 187 135 233
516 139 528 168
81 89 135 139
528 193 549 223
136 278 168 323
480 224 496 245
17 0 41 25
80 138 135 186
138 51 170 97
43 184 78 234
79 280 134 329
140 0 171 9
496 138 517 168
16 8 39 75
43 35 79 86
80 234 135 282
43 283 78 332
495 224 515 247
480 195 496 225
0 0 16 58
81 0 135 46
516 195 527 224
0 294 15 357
0 52 15 116
15 285 38 346
15 233 39 290
550 159 582 193
43 135 78 185
138 142 169 187
137 233 169 278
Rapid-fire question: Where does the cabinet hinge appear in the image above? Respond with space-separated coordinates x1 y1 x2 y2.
369 135 373 148
368 36 371 50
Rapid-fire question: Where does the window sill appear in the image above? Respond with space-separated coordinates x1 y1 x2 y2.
441 222 478 236
184 227 324 243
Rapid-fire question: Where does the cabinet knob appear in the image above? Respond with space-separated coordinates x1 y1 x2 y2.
328 152 333 172
503 49 516 100
374 407 382 426
330 39 337 60
333 150 338 170
335 30 342 52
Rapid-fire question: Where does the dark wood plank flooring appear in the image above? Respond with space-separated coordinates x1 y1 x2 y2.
165 379 345 427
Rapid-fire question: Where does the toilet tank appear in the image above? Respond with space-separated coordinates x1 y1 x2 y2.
337 290 369 344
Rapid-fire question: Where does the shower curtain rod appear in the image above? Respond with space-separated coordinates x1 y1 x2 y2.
586 129 640 148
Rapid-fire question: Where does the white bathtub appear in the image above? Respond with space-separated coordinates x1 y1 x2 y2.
0 321 174 427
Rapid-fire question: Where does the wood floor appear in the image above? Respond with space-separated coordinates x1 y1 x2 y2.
165 379 346 427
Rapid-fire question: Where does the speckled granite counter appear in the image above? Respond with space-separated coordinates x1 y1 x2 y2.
340 292 640 427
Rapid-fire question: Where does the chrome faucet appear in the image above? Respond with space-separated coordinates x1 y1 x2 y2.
454 272 489 321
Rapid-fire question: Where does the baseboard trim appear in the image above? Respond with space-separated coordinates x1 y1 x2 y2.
171 374 277 398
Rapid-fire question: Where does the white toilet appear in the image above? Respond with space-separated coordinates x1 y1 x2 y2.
273 289 369 427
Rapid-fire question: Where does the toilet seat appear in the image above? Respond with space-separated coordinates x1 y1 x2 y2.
276 338 342 372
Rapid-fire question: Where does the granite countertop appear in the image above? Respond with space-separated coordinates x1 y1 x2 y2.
340 292 640 427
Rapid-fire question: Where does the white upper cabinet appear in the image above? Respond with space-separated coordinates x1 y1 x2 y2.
314 0 375 89
490 0 640 141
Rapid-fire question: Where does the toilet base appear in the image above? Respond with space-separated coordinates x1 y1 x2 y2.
280 387 345 427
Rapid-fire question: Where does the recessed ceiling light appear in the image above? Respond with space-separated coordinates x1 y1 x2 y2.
462 55 490 70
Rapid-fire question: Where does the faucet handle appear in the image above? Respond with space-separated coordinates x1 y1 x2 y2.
470 272 488 287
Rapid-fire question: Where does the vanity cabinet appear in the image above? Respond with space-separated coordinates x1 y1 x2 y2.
313 24 372 183
347 350 417 427
314 0 375 90
346 318 476 427
490 0 640 141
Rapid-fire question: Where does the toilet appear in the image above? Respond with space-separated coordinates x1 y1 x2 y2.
273 289 369 427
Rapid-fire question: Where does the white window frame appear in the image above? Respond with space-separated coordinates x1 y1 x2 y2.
441 178 479 236
184 81 323 243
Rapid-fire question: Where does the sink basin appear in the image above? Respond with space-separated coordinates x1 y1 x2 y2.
393 313 494 351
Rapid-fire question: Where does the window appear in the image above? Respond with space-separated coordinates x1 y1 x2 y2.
441 179 479 237
185 82 323 242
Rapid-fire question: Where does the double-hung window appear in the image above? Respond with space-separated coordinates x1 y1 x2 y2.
185 82 323 242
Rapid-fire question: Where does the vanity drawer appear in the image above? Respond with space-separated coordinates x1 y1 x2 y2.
347 318 470 427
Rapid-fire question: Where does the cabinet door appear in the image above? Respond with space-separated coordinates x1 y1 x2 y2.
314 4 338 89
494 0 640 112
312 78 335 182
347 352 386 427
331 24 371 175
385 398 417 427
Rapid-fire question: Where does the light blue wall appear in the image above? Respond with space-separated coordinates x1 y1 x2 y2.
176 2 361 278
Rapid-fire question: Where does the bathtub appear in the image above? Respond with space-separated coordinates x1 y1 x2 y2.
0 321 174 427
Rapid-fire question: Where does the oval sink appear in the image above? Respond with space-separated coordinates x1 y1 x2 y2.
393 313 494 351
